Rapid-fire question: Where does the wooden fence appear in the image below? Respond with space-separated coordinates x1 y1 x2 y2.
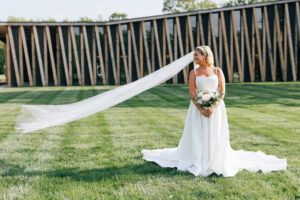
1 0 300 87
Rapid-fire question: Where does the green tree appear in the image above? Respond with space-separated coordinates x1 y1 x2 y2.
162 0 217 13
43 17 57 22
7 16 30 22
222 0 276 7
79 16 94 22
109 12 127 21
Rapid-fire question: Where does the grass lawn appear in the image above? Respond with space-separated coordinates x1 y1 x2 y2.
0 82 299 199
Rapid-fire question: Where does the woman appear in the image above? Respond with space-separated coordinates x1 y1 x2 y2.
142 45 287 177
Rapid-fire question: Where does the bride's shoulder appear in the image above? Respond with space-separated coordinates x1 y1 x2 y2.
189 68 196 76
215 66 224 75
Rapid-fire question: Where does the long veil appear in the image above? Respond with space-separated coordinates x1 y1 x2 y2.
14 51 195 134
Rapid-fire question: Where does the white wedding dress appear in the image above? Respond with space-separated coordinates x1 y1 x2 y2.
142 68 287 177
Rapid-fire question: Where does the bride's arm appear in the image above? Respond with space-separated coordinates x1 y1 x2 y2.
189 70 206 114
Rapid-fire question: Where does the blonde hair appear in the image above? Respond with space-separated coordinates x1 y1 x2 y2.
195 45 214 66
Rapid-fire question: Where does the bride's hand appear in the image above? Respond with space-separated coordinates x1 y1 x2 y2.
199 107 210 117
206 107 216 117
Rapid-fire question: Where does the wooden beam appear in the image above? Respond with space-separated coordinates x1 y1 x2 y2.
19 27 24 86
69 26 82 85
273 13 277 81
230 11 243 82
173 19 178 83
185 18 190 73
274 5 286 81
118 24 130 83
164 18 174 64
187 15 195 50
262 9 267 81
220 12 233 83
45 26 58 86
8 26 21 86
251 12 256 82
208 15 212 47
198 15 205 45
263 6 275 81
162 20 166 67
5 28 11 87
55 28 60 85
175 17 188 83
284 3 297 81
209 13 220 69
129 22 141 79
33 26 46 86
92 26 97 85
68 27 73 85
284 13 288 81
106 26 119 84
151 23 155 73
242 9 254 81
253 7 265 81
58 26 70 85
128 25 132 82
32 27 36 85
141 21 152 75
43 27 48 86
230 13 234 78
297 2 300 42
20 26 33 86
153 20 163 69
82 25 95 85
80 27 85 85
139 23 144 77
196 16 200 46
116 25 120 81
94 26 107 84
241 12 245 81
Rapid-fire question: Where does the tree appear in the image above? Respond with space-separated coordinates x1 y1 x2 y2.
42 17 57 22
7 16 30 22
162 0 217 13
222 0 276 7
109 12 128 21
79 16 94 22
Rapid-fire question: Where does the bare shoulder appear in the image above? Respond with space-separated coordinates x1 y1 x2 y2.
215 67 224 76
189 69 196 77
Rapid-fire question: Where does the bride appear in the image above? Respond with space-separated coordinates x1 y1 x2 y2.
141 45 287 177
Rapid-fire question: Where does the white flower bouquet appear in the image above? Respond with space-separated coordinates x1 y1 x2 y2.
194 89 223 110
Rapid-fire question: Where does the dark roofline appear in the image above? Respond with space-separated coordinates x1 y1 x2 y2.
0 0 297 26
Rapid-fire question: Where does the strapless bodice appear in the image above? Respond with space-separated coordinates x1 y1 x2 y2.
195 75 219 92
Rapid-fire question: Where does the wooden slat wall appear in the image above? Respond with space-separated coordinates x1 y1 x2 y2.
5 0 300 87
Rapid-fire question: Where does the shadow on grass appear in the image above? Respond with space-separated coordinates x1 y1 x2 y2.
0 83 299 108
0 159 226 182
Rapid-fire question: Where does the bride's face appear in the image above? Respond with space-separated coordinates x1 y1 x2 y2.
193 50 205 64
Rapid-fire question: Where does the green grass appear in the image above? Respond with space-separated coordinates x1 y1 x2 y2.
0 82 299 199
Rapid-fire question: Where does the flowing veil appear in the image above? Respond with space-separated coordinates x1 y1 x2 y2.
14 51 195 134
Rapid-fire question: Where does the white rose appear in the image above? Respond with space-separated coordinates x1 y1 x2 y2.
202 94 211 102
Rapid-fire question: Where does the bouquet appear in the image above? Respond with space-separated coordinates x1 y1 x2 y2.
194 89 223 110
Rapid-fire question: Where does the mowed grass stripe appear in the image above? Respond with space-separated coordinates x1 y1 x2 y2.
0 87 70 144
0 87 70 199
23 87 105 199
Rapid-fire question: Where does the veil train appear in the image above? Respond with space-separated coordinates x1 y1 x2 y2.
14 52 194 133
